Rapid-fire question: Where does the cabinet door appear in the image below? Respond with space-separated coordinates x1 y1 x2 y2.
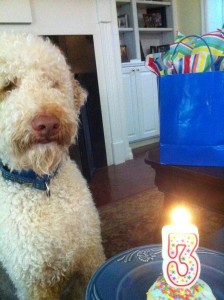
122 67 140 142
135 66 159 139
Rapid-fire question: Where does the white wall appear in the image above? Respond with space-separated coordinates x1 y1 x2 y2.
0 0 97 35
0 0 32 23
0 0 133 165
175 0 201 35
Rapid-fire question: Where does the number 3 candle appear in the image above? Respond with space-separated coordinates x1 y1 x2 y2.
162 207 201 289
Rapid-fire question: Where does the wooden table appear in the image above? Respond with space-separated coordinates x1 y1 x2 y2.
145 147 224 241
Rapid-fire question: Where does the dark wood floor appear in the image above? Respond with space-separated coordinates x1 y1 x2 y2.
89 144 156 207
89 144 224 255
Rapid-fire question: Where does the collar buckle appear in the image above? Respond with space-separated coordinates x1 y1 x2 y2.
45 182 51 197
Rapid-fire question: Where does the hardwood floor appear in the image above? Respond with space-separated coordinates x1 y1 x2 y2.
89 144 157 207
89 143 224 255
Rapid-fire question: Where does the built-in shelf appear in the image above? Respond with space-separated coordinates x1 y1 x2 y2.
115 0 174 144
117 0 131 3
116 0 175 61
139 27 173 32
136 1 171 9
119 28 134 32
136 1 171 5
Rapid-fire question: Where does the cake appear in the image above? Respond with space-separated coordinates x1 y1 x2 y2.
146 276 216 300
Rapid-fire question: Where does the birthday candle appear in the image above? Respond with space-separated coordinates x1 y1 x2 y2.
162 207 201 289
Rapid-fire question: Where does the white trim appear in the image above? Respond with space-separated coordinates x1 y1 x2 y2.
200 0 207 34
201 0 224 33
171 0 178 39
94 0 133 164
93 33 114 165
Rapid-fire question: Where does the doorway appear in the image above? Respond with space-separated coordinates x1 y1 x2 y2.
46 35 107 181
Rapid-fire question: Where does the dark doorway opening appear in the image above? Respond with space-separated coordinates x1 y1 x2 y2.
46 35 107 181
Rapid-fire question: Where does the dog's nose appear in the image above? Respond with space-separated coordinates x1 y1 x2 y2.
32 114 60 138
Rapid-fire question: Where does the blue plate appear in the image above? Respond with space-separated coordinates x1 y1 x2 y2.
86 245 224 300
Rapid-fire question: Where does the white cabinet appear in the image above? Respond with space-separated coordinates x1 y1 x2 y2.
122 63 159 142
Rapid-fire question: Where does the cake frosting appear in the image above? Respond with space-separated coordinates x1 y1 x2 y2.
146 276 216 300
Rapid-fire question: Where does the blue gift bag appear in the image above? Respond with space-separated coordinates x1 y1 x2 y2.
159 71 224 166
159 34 224 166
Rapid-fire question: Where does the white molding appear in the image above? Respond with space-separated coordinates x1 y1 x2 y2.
201 0 223 33
96 0 111 23
95 19 133 163
171 0 178 39
93 33 114 165
94 0 133 165
200 0 207 34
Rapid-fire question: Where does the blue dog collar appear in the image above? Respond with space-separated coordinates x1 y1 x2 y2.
0 160 58 197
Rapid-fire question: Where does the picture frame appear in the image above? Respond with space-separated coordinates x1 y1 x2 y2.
145 7 167 28
140 41 145 61
157 44 170 53
120 45 128 62
118 14 128 28
143 14 155 28
149 46 157 54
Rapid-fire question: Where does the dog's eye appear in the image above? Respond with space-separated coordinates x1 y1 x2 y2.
2 80 17 92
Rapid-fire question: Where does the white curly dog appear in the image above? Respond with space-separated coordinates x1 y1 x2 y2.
0 32 105 300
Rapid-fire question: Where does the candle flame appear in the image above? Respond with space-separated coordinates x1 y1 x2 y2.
171 207 191 225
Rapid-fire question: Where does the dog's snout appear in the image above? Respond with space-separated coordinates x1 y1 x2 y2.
32 114 60 138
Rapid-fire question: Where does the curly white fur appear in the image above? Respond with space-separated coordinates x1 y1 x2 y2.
0 32 105 300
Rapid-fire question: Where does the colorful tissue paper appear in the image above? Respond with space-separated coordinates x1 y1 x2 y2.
192 29 224 56
145 29 224 75
172 53 212 74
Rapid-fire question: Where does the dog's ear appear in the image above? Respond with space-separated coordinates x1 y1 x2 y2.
73 78 88 113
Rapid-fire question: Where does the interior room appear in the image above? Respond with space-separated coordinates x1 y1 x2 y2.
0 0 224 299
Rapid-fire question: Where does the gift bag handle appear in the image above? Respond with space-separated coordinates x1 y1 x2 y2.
171 34 215 73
